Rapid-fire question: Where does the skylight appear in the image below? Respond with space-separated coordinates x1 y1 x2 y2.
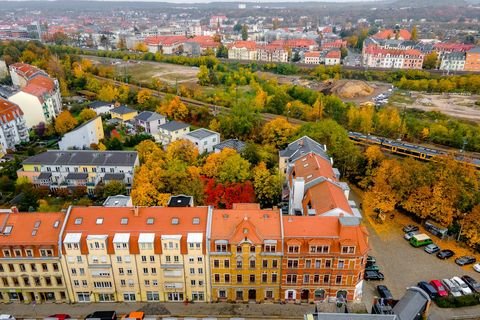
3 226 13 235
171 218 179 225
34 221 41 228
53 220 60 228
146 218 154 225
96 218 104 225
192 217 200 225
120 218 129 225
74 218 83 225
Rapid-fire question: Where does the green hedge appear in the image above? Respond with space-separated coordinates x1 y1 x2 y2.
435 293 480 308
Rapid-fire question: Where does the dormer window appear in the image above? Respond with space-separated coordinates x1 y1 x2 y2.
74 218 82 225
96 218 104 225
341 246 355 254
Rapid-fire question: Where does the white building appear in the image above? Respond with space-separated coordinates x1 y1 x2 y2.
135 111 166 135
0 60 7 79
88 101 115 115
439 52 466 72
157 121 190 146
304 51 320 64
8 63 62 128
227 41 258 61
58 116 105 150
0 98 29 154
184 128 220 154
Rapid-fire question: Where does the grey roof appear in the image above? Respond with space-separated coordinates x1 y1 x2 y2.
279 136 329 162
444 51 466 60
88 101 112 109
308 314 397 320
104 173 125 180
112 105 136 115
103 195 131 207
37 172 52 180
65 173 88 180
392 287 429 320
186 128 218 140
168 195 194 207
23 150 138 167
135 111 165 122
159 120 189 132
214 139 246 153
468 47 480 53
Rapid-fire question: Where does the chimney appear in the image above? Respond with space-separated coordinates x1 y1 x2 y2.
133 206 139 217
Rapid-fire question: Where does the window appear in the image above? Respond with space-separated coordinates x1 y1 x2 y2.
174 256 179 263
120 280 126 287
287 259 299 269
304 274 310 284
30 263 36 272
147 291 159 301
315 260 321 268
314 274 320 283
119 268 124 275
143 268 148 275
166 256 171 262
0 264 3 272
192 217 200 224
190 268 195 274
272 260 278 268
117 256 122 263
198 267 203 274
25 249 33 257
141 256 147 262
325 259 332 268
144 280 150 286
236 260 242 268
263 260 268 268
224 274 230 283
74 218 82 225
198 257 203 263
224 260 229 268
8 264 14 272
2 250 10 257
219 290 226 298
249 275 255 283
151 267 156 274
214 274 220 283
249 260 255 268
342 246 355 254
237 274 242 283
153 280 158 286
336 275 342 284
288 246 299 253
40 249 53 257
120 218 128 225
305 260 311 268
250 246 256 253
286 274 297 284
73 280 79 287
45 277 52 286
310 245 329 253
262 273 267 283
171 217 179 225
323 275 330 284
216 244 227 252
338 260 345 269
146 218 154 225
214 260 219 268
237 246 242 253
266 290 273 299
124 293 136 301
14 249 22 257
42 263 48 272
191 280 196 286
124 255 131 263
19 264 25 272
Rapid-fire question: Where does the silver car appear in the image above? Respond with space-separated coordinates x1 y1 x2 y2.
442 278 462 297
452 276 472 295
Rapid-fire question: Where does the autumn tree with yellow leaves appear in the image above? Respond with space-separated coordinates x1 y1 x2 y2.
157 96 189 121
78 108 97 122
97 84 119 102
55 110 78 135
261 117 298 149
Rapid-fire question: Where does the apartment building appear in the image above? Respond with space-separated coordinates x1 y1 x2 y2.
58 116 104 150
144 36 187 54
8 63 62 128
0 98 29 154
227 41 258 61
61 206 210 303
362 46 424 70
157 121 190 146
184 128 220 154
207 203 283 302
0 209 69 303
257 44 289 63
111 105 138 123
304 51 321 64
135 111 166 135
464 47 480 72
439 52 466 72
17 150 139 193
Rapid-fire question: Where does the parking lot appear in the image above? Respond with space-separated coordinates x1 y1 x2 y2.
361 209 480 319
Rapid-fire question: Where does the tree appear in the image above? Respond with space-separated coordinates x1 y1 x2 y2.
157 96 189 121
241 24 248 41
197 65 210 85
462 205 480 250
261 117 297 148
134 42 148 52
79 108 97 122
55 110 78 135
423 52 438 70
15 180 39 212
165 139 199 164
204 179 256 209
203 148 251 183
137 89 153 106
135 140 164 163
254 88 268 111
97 85 119 102
106 137 123 150
291 51 301 62
103 181 127 197
253 162 282 208
411 26 418 41
216 44 228 58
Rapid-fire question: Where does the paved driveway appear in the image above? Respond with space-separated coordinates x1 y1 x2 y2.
361 208 480 320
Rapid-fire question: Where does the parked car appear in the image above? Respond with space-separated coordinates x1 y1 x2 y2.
417 281 438 298
366 255 376 265
364 270 385 281
474 263 480 273
455 256 477 266
461 275 480 293
376 285 393 300
46 315 71 320
85 311 116 320
403 224 419 233
365 264 380 271
429 279 448 297
437 249 455 260
0 316 15 320
404 231 419 240
441 278 462 297
451 276 472 295
424 243 440 254
120 312 144 320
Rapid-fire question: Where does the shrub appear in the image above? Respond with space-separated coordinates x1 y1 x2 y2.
435 294 480 308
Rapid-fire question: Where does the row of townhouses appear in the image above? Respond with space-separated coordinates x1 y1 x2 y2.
1 137 369 305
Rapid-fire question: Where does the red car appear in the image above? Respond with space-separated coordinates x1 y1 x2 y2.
47 315 71 320
430 279 448 297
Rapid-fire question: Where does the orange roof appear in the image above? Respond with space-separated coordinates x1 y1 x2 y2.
304 51 320 58
303 180 353 215
22 75 56 99
325 50 341 59
145 35 187 46
10 62 45 80
229 40 257 50
283 215 369 255
373 29 412 40
186 36 218 48
290 153 336 184
0 211 65 247
64 206 209 255
271 39 317 48
365 46 423 57
0 98 23 125
211 204 282 244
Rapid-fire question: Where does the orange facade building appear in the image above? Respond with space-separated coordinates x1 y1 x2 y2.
464 47 480 72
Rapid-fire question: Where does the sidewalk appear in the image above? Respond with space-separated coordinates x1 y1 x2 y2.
0 301 316 319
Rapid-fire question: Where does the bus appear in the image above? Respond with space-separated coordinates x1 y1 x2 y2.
410 234 433 247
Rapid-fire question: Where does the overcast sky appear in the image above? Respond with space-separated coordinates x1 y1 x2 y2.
15 0 382 2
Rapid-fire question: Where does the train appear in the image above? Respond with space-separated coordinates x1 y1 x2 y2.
348 132 480 169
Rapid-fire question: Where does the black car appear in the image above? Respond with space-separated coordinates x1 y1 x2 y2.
364 270 384 281
417 281 438 299
402 224 419 233
366 255 376 265
437 249 455 260
461 275 480 293
455 256 477 266
85 311 116 320
376 285 393 300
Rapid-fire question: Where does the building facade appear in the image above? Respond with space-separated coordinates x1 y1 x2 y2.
0 98 29 154
439 52 466 72
58 116 104 150
464 47 480 72
227 41 258 61
157 121 190 146
0 209 69 304
135 111 166 135
184 128 220 154
17 150 139 194
111 106 138 123
207 204 283 302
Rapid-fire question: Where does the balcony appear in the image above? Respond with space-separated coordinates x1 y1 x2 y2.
161 263 183 269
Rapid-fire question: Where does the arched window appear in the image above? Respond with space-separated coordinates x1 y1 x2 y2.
314 289 325 300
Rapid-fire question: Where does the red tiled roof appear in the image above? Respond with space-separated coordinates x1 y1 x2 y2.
271 39 317 49
325 50 341 59
10 62 45 80
228 40 257 50
304 51 320 58
303 180 353 215
0 98 23 125
434 43 475 52
364 46 423 57
290 153 336 184
186 36 218 48
145 35 188 46
373 29 412 40
64 206 209 255
211 204 282 244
